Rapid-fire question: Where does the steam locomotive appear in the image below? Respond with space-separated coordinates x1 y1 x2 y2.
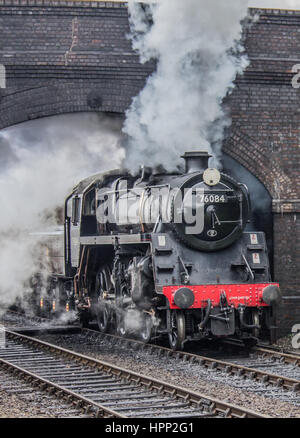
38 151 281 349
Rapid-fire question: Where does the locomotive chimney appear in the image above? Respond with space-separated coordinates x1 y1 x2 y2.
181 151 212 174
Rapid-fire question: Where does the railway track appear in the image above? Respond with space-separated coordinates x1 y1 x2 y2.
2 309 300 407
256 345 300 364
0 308 50 326
78 329 300 397
0 330 264 418
0 309 81 337
3 308 300 366
0 368 91 418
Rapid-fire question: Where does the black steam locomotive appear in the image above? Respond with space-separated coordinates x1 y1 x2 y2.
38 151 281 349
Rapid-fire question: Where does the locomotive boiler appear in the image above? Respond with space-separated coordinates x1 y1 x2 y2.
40 151 281 350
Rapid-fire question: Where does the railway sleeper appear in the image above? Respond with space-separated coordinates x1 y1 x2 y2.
133 408 212 418
119 402 190 413
103 397 176 408
89 393 160 402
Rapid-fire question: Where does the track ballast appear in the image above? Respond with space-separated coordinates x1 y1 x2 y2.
0 330 264 418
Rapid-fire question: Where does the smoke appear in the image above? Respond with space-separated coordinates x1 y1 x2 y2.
121 308 160 339
0 113 125 309
123 0 250 171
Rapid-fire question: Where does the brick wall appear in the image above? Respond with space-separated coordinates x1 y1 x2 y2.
225 9 300 334
0 1 155 126
0 2 299 335
273 212 300 333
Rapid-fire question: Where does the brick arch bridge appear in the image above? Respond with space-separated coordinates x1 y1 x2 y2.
0 1 299 333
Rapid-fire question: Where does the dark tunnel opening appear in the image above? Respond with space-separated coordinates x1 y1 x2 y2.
222 153 274 276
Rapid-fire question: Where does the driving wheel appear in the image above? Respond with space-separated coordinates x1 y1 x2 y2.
95 266 112 333
168 310 186 350
139 314 152 343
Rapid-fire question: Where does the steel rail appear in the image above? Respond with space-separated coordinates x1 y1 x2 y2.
255 346 300 367
4 310 300 396
0 330 265 419
0 356 124 418
82 329 300 394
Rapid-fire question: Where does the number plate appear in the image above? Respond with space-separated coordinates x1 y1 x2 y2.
196 194 228 204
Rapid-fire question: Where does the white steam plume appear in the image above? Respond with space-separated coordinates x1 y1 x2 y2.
0 113 124 308
123 0 250 171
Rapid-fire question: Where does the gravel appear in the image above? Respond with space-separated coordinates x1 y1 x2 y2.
275 335 300 355
36 332 300 418
0 368 88 418
2 310 300 418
